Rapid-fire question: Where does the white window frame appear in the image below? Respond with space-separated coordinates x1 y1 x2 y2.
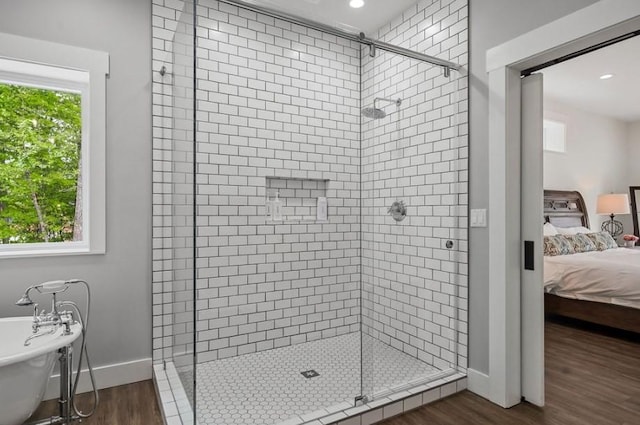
542 119 566 153
0 32 108 258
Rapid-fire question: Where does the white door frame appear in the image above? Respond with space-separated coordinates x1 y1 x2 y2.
485 0 640 408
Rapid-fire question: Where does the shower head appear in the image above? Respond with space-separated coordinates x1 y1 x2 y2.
16 291 34 306
361 107 387 119
361 97 402 120
15 280 77 307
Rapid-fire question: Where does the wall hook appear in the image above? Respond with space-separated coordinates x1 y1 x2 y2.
159 65 173 77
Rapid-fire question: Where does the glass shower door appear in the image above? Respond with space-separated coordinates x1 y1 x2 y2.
360 55 467 401
168 1 196 423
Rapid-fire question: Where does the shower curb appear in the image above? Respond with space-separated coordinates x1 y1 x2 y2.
154 363 195 425
153 362 466 425
319 373 467 425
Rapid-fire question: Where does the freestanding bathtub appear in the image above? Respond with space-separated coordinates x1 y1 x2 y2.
0 316 81 425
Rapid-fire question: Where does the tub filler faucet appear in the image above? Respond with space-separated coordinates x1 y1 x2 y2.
16 280 75 345
22 306 75 346
15 279 99 425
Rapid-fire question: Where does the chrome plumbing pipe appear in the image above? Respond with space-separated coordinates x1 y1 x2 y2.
59 345 71 423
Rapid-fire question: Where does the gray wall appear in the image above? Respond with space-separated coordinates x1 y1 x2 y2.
0 0 152 369
468 0 599 374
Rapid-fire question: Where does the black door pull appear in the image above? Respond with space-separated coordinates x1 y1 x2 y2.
524 240 534 270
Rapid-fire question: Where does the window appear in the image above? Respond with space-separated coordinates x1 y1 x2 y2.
543 119 566 153
0 63 85 246
0 33 108 257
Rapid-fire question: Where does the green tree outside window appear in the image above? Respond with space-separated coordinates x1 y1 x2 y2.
0 83 82 244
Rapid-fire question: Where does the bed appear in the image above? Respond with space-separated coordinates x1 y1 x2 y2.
543 190 640 333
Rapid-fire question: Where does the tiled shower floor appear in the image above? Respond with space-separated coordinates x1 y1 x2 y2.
179 333 443 425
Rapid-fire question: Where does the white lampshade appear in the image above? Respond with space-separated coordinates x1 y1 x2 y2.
596 193 630 215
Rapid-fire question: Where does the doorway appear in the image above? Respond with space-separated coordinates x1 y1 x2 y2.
485 3 640 408
521 33 640 406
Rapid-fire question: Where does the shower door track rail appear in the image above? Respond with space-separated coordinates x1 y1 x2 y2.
216 0 461 75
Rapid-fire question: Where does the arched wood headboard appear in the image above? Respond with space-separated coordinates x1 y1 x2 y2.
543 190 589 229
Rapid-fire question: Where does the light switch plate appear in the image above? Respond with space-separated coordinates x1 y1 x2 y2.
470 209 487 227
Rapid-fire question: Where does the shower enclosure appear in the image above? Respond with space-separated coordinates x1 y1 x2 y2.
152 0 468 424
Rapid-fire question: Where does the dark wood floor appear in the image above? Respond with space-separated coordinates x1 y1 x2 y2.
30 380 163 425
30 319 639 425
383 318 640 425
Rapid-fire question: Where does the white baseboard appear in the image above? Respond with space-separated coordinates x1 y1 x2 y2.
467 368 490 400
44 357 152 400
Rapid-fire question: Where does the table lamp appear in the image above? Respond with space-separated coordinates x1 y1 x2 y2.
596 193 630 238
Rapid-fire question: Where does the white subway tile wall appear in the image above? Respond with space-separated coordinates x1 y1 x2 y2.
196 0 362 362
360 0 469 379
152 0 468 396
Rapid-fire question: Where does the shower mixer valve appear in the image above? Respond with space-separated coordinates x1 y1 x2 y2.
388 200 407 222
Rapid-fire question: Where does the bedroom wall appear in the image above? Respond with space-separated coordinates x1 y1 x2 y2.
543 98 631 236
627 121 640 235
627 121 640 184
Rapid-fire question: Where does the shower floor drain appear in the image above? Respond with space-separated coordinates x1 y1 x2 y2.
300 370 319 379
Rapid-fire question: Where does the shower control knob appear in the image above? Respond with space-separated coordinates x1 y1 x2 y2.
388 200 407 222
446 240 454 249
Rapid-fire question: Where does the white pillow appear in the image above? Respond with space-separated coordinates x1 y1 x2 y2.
543 222 558 236
556 226 593 235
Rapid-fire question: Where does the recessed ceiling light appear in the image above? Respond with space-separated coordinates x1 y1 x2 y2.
599 74 614 80
349 0 365 8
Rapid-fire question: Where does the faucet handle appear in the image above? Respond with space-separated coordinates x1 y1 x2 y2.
59 311 74 335
31 304 40 333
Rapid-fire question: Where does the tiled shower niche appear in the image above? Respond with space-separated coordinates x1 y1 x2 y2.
265 177 330 223
151 0 468 424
